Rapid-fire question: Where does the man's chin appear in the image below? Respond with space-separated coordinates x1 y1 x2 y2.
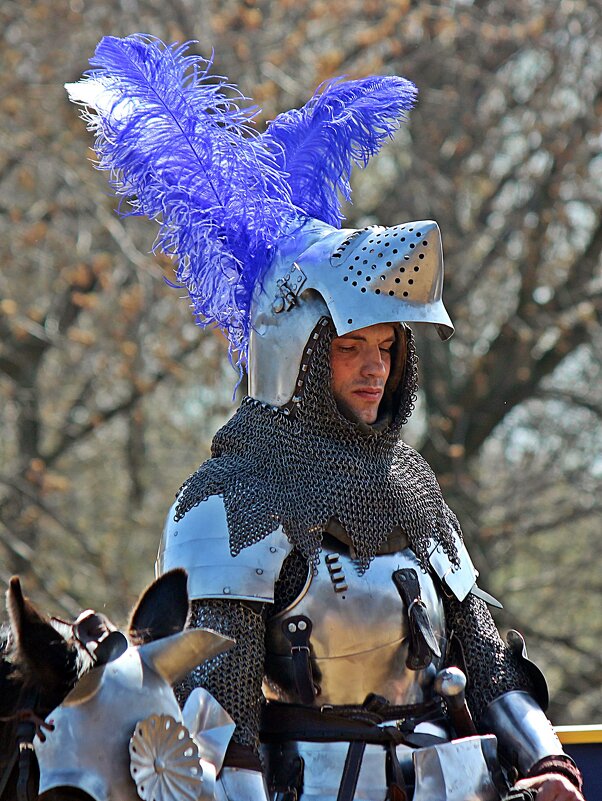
351 403 379 425
333 396 377 425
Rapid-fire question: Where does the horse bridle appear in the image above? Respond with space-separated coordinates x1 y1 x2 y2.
0 687 41 801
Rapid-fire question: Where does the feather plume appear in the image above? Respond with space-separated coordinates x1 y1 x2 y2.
67 36 418 363
261 76 417 227
67 34 297 364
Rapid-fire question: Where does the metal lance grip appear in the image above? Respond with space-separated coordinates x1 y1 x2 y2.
434 667 477 738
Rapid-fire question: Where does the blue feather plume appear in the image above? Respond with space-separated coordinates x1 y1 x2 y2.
67 35 417 363
68 34 297 364
261 76 418 227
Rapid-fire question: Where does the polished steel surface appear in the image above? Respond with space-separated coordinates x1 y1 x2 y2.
139 628 234 686
182 687 236 775
36 633 235 801
481 690 565 775
36 647 186 801
129 713 203 801
216 767 271 801
412 735 501 801
434 666 467 699
261 735 501 801
427 529 477 602
264 544 446 706
157 496 292 602
248 217 453 407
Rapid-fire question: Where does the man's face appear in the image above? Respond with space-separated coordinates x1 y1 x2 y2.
330 322 396 424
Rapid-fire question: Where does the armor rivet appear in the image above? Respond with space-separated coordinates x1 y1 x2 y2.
256 568 264 575
298 620 307 631
270 546 277 553
288 623 297 633
223 587 231 594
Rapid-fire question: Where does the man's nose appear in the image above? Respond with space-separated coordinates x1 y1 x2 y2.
362 348 387 377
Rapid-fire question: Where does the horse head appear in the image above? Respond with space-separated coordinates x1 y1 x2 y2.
34 569 234 801
1 570 234 801
0 575 109 799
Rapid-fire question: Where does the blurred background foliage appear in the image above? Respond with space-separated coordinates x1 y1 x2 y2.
0 0 600 725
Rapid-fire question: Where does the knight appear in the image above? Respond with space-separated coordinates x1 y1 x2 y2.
67 35 584 801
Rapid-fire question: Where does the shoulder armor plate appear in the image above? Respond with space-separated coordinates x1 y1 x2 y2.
428 529 477 602
155 495 293 603
428 529 502 607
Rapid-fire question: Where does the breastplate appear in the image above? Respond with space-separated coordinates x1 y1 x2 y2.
264 542 446 707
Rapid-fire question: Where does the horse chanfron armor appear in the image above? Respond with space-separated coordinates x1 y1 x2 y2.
35 630 234 801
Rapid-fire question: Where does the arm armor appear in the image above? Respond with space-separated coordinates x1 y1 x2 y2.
156 496 292 603
176 550 310 754
176 598 267 754
480 691 572 777
443 592 535 724
162 498 301 757
445 594 582 789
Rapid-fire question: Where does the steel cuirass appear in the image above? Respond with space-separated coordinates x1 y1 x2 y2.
264 541 445 707
260 539 504 801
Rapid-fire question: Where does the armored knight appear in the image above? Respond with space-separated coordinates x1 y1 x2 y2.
67 35 584 801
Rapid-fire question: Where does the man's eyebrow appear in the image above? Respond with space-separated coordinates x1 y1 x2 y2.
338 334 396 344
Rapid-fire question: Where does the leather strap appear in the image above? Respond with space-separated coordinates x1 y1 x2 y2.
392 568 441 670
282 615 316 704
271 754 304 801
16 743 34 801
502 790 536 801
336 741 366 801
14 689 38 801
0 747 18 799
385 742 408 801
261 701 445 746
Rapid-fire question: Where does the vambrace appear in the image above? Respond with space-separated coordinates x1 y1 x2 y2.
481 691 582 791
176 598 267 755
481 691 563 772
444 595 583 791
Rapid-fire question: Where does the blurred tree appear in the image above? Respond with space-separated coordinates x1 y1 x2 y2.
0 0 600 723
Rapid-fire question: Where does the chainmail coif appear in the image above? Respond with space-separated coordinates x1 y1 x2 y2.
175 320 460 572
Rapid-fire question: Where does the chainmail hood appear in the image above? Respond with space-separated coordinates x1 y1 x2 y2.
175 319 461 571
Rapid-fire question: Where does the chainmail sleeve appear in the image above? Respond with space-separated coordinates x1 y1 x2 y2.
444 593 535 726
175 598 267 753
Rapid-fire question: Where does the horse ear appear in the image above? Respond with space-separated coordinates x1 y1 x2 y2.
128 568 189 645
6 576 77 696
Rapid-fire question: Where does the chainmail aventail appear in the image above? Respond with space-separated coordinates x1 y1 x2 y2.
175 321 460 572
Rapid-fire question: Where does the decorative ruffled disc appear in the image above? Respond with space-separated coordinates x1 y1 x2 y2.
130 714 203 801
